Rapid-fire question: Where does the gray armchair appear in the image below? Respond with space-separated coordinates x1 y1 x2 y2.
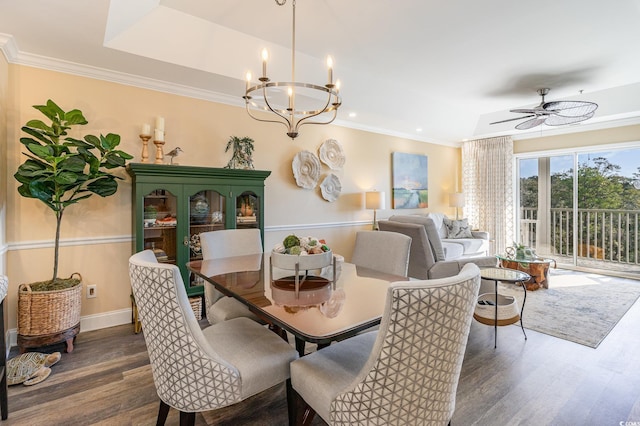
378 219 497 283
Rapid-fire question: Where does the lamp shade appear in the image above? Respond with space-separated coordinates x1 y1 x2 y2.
365 191 385 210
449 192 465 208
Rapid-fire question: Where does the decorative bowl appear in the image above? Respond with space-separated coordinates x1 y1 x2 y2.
271 250 333 270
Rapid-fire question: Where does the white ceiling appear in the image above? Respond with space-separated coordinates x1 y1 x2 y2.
2 0 640 145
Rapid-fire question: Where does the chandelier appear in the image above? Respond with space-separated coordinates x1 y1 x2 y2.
243 0 342 139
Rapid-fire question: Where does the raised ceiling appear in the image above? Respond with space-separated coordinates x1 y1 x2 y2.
2 0 640 145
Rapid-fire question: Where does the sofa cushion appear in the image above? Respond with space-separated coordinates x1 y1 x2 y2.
443 218 473 239
441 241 464 260
426 212 448 239
442 238 488 257
389 215 445 261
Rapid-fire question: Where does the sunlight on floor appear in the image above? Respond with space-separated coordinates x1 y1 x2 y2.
549 268 640 289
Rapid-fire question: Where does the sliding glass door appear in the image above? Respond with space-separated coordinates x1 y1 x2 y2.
517 146 640 277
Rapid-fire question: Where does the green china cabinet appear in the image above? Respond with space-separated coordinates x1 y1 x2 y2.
127 164 270 296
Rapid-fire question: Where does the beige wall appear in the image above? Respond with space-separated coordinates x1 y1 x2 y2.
3 65 459 330
1 50 8 335
514 124 640 154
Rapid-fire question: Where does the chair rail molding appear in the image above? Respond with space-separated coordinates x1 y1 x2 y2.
8 235 133 251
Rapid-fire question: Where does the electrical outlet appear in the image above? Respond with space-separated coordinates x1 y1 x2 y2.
87 284 97 299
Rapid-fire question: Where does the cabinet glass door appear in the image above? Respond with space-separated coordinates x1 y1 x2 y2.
188 190 226 259
143 189 178 264
236 191 260 229
187 190 226 287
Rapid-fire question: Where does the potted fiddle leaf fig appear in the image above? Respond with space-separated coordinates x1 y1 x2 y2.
14 99 133 352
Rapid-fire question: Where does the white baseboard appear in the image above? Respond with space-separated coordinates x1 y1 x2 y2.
8 308 135 349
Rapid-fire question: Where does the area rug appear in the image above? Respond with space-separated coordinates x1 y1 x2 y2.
495 271 640 348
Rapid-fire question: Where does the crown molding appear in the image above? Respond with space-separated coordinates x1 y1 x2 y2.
0 33 18 61
0 33 243 108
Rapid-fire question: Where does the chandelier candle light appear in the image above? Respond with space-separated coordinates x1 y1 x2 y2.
243 0 342 139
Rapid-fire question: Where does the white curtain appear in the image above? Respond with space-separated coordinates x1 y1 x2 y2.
462 136 514 255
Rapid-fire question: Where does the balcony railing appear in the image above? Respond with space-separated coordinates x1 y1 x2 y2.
520 207 640 267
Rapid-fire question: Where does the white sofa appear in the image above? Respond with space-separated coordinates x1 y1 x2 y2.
387 213 489 260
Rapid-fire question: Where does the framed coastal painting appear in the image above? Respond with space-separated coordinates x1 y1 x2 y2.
392 152 428 209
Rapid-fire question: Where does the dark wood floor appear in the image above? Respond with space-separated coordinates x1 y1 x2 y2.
5 289 640 425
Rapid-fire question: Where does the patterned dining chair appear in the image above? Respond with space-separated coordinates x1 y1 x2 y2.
290 263 481 425
351 230 412 276
129 250 298 425
0 275 7 420
199 228 263 324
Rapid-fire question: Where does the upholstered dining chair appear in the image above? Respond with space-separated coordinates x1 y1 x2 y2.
0 275 7 420
199 228 263 324
128 250 298 425
350 230 412 276
290 263 481 425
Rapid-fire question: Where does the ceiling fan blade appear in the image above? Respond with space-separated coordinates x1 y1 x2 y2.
543 101 598 117
515 117 547 130
490 115 535 125
544 111 595 126
509 108 537 114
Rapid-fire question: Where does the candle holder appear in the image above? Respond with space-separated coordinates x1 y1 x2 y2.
139 134 151 163
153 139 165 164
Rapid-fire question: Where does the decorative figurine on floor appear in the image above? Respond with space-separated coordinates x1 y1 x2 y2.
165 146 183 164
224 136 255 170
7 351 61 386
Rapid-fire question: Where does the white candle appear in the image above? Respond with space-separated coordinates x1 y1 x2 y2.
288 87 293 110
154 129 164 141
155 116 165 132
245 71 252 92
261 48 268 79
327 56 333 85
141 123 151 136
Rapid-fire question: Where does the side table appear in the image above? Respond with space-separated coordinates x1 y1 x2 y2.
495 255 556 290
477 267 530 348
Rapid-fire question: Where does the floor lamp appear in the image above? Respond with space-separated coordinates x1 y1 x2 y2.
449 192 465 220
365 191 385 230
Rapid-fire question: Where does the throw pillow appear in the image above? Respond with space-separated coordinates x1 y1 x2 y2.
443 218 473 239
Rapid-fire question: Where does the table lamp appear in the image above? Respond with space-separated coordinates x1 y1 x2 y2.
449 192 465 220
365 191 385 230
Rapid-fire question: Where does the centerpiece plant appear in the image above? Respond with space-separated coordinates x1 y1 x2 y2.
13 99 132 352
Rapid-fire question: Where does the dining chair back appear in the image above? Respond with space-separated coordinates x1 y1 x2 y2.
351 230 411 276
291 263 481 425
199 228 263 324
129 250 298 425
200 228 263 259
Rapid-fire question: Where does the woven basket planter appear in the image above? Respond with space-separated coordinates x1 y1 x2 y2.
189 296 203 320
473 293 520 326
18 274 82 352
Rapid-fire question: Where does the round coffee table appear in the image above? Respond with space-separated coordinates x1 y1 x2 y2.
478 267 530 348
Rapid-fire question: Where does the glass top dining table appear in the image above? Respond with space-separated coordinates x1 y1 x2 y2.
187 254 407 355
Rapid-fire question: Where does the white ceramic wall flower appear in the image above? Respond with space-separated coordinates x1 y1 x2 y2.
319 139 345 170
292 150 321 189
320 173 342 202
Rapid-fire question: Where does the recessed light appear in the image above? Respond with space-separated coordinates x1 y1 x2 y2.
348 112 357 118
416 128 422 132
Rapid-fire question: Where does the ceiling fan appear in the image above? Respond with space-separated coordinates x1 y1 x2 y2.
490 88 598 130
